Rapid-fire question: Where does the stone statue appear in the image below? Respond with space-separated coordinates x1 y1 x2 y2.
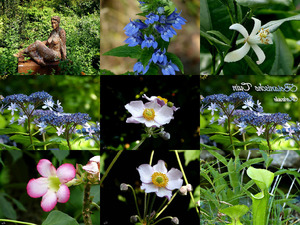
14 16 66 66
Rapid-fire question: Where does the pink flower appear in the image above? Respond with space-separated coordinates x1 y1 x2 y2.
82 156 100 181
26 159 76 212
137 160 183 200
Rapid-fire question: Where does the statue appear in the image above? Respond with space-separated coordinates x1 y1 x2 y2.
14 16 66 66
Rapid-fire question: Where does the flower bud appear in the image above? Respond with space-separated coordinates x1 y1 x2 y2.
167 101 174 107
171 217 179 225
179 186 188 195
130 215 139 223
120 183 128 191
186 184 193 192
159 131 170 140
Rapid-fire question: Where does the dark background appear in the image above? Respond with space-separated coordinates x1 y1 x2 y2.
100 149 199 225
100 75 200 150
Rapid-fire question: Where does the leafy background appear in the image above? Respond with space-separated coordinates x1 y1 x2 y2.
0 150 100 224
0 0 100 75
200 0 300 75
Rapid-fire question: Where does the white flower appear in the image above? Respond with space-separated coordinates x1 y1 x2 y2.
137 160 183 200
42 99 54 111
209 117 215 125
125 100 174 128
224 17 273 65
237 122 247 134
218 115 227 126
242 99 254 110
37 122 47 134
207 103 218 116
18 115 27 126
256 126 266 136
56 126 66 136
8 103 18 116
287 128 295 137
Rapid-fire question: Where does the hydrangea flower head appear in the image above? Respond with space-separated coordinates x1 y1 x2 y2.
224 17 273 65
125 99 174 127
26 159 76 212
137 160 183 200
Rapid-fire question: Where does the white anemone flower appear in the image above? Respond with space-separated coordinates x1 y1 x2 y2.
137 160 183 200
224 17 273 65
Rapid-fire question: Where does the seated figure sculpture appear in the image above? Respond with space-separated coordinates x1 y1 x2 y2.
15 16 66 66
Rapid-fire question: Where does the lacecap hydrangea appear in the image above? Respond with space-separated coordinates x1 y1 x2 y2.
124 0 186 75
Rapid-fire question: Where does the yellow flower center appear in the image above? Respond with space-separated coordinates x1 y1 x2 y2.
258 28 271 45
48 176 61 192
157 96 168 104
143 108 155 120
151 172 169 188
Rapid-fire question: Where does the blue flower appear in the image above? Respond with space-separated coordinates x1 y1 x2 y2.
166 9 187 30
155 25 176 42
141 34 158 49
124 19 147 36
157 59 179 75
125 31 143 47
152 49 167 63
133 62 150 75
3 94 29 104
28 91 52 104
145 13 159 25
157 7 164 15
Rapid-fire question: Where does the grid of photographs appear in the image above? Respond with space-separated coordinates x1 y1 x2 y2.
0 0 200 225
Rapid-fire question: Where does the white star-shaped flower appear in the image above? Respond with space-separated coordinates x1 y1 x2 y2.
224 17 273 65
256 126 266 136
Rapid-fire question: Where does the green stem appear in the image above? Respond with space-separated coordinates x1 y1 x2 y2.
151 216 173 225
128 184 142 221
174 150 200 215
132 135 147 150
100 150 123 186
82 183 92 225
42 133 46 150
0 219 36 225
228 117 235 150
27 117 35 150
154 190 179 219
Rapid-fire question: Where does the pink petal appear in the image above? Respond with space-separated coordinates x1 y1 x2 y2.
141 183 158 193
57 184 70 203
137 164 153 183
37 159 56 177
153 160 167 173
125 101 144 117
27 177 49 198
156 187 172 200
41 190 57 212
154 105 174 126
56 163 76 184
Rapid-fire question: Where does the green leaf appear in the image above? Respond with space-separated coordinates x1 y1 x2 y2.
246 166 274 190
140 48 153 68
51 150 70 164
244 55 264 75
236 0 292 8
42 210 79 225
144 64 159 75
200 143 220 150
0 194 16 219
165 52 184 74
102 45 142 58
200 127 226 135
184 150 200 166
207 30 231 45
0 143 20 150
91 185 100 203
9 135 39 148
0 128 22 135
7 150 22 163
201 30 231 52
262 14 300 33
209 134 240 149
228 158 239 190
220 205 249 224
207 150 228 166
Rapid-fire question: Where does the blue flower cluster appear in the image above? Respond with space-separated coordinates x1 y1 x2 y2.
238 112 291 127
77 122 100 141
277 122 300 141
38 111 91 127
124 1 186 75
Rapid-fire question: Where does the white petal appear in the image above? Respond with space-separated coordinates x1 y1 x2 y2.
251 44 265 65
57 184 70 203
125 101 144 117
153 160 168 173
141 183 158 193
137 164 153 183
154 105 174 126
144 100 161 111
41 190 57 212
156 187 172 200
224 43 250 63
229 24 249 39
250 17 261 37
27 177 49 198
37 159 57 178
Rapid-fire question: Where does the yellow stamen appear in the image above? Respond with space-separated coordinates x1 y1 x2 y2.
143 108 155 120
151 172 169 188
157 96 168 104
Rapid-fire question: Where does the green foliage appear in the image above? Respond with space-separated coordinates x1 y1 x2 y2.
42 210 79 225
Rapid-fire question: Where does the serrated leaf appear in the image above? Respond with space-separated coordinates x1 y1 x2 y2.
103 45 142 58
165 52 184 73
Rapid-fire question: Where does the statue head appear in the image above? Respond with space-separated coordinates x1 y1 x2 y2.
51 16 60 30
51 16 60 24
